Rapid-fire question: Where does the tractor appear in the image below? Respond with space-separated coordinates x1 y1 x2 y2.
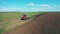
21 15 30 20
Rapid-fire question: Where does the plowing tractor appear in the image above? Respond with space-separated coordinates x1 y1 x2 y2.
21 15 30 20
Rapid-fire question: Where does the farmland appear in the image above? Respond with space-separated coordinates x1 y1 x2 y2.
4 12 60 34
0 12 43 34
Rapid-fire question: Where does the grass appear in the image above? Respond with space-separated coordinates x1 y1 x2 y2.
0 28 4 34
0 12 43 34
0 12 43 19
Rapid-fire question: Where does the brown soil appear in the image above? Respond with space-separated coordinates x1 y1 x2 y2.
4 12 60 34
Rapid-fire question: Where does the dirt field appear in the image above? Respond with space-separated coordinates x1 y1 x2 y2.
0 12 43 33
4 12 60 34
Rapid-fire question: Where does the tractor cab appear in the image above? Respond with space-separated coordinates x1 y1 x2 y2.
21 15 29 20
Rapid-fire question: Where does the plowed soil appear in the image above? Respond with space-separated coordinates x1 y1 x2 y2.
5 12 60 34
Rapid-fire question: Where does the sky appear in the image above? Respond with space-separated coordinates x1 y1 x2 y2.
0 0 60 12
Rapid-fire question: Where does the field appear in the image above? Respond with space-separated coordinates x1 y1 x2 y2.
4 12 60 34
0 12 43 34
